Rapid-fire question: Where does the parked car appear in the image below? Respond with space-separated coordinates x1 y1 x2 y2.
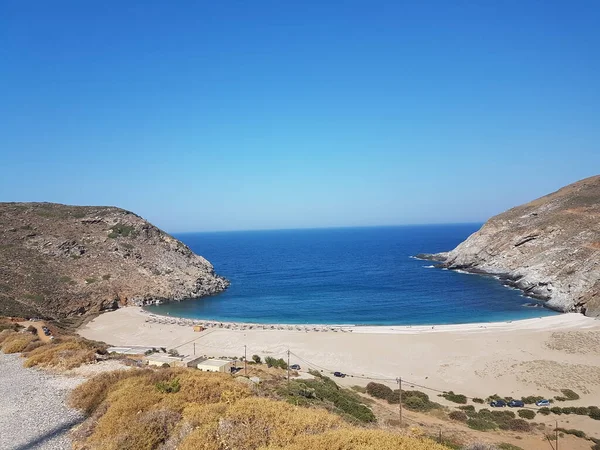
490 399 507 407
536 399 551 407
333 371 346 378
290 364 301 370
508 400 525 408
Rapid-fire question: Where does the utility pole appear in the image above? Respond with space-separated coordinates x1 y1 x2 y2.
556 420 559 450
287 349 291 387
244 345 247 375
193 343 196 356
396 377 402 427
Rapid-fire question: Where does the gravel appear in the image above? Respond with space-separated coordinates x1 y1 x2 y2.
0 353 86 450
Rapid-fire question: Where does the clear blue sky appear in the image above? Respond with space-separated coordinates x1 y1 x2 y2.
1 1 599 232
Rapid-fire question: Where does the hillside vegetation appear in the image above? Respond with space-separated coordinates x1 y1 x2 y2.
0 202 228 320
69 368 449 450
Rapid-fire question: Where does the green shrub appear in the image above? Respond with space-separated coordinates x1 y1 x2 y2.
550 406 562 415
108 223 137 238
404 396 426 410
521 395 544 404
156 378 180 394
498 443 524 450
472 397 484 404
467 417 496 431
448 410 468 422
517 409 535 419
366 382 393 400
590 408 600 420
561 406 574 415
85 278 97 284
558 389 579 401
538 407 551 415
572 406 589 415
102 274 111 280
285 376 375 423
459 405 475 412
252 354 261 364
443 391 467 404
556 428 586 438
508 418 530 432
264 356 287 369
350 385 366 394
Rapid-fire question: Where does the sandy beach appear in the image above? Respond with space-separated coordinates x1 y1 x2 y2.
80 307 600 438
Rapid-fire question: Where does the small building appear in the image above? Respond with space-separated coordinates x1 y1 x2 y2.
197 359 233 373
145 354 184 367
182 356 206 368
193 325 205 332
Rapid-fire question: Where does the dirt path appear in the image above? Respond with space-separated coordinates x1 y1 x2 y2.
18 321 52 342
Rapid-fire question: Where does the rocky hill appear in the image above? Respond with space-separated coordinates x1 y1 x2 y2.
419 175 600 316
0 202 228 319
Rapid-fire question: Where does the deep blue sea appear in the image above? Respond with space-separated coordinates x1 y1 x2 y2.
145 225 558 325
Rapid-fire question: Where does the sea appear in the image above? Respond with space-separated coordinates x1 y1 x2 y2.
145 225 558 325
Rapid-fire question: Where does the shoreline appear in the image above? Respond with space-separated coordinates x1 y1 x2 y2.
137 307 595 334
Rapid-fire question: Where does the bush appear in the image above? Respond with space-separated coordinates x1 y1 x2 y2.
167 349 179 357
558 389 579 401
252 354 261 364
443 391 467 404
459 405 475 412
498 444 524 450
556 428 586 438
404 396 426 410
264 356 287 369
448 410 468 422
550 406 562 415
284 377 375 423
573 406 589 415
538 407 550 415
517 409 535 419
590 408 600 420
467 417 496 431
156 378 181 394
507 418 530 432
366 382 393 400
472 397 484 404
521 395 544 404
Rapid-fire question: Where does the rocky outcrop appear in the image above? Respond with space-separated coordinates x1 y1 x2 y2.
0 202 229 319
419 175 600 316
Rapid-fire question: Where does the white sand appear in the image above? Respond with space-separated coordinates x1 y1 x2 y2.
79 308 599 393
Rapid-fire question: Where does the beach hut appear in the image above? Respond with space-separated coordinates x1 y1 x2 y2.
193 325 205 332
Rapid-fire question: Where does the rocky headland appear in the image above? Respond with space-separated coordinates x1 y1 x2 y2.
418 175 600 316
0 202 228 320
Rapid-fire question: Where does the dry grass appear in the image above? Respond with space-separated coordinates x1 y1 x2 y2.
23 337 103 370
1 332 38 353
263 428 450 450
0 329 17 344
70 367 449 450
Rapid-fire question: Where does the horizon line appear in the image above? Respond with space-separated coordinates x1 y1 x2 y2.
170 222 484 235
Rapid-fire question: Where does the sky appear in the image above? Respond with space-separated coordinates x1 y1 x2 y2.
1 1 599 232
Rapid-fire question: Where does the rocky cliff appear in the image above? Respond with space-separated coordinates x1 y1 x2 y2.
419 175 600 316
0 202 228 319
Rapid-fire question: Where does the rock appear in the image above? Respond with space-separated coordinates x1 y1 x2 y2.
0 202 229 319
422 175 600 316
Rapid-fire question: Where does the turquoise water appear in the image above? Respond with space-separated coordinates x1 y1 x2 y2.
146 225 558 325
